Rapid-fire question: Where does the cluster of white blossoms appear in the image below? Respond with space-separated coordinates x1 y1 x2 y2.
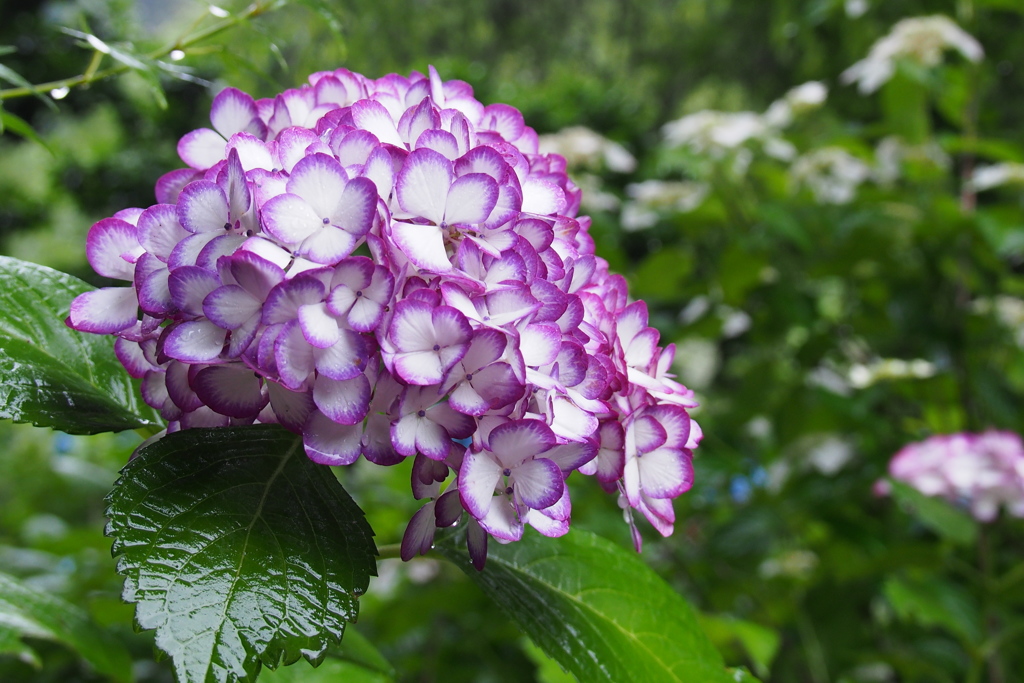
789 147 873 205
66 66 702 568
841 15 984 94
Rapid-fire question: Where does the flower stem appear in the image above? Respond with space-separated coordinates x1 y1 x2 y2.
0 1 276 102
377 543 403 560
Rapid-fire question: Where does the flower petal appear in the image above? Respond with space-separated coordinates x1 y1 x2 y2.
390 221 451 273
66 287 138 334
511 457 563 510
261 193 325 245
487 419 555 468
298 302 341 349
303 409 363 466
177 180 229 234
86 218 140 280
401 502 437 561
459 451 503 518
443 173 498 226
313 373 370 425
210 86 266 140
396 147 453 224
638 447 694 499
203 285 259 330
350 99 404 147
192 364 267 418
267 380 316 431
162 320 226 363
177 128 225 170
287 153 348 218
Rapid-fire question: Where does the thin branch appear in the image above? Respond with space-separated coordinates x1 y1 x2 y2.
0 1 277 102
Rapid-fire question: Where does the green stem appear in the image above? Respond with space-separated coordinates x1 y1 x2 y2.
796 604 829 683
134 424 163 440
0 1 275 101
377 543 403 560
978 526 1006 683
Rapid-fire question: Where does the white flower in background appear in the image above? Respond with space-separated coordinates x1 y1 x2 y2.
847 358 936 388
719 306 752 338
672 337 719 391
619 179 710 230
806 364 853 397
764 81 828 129
759 549 818 579
573 173 622 212
538 125 637 173
873 136 951 185
841 15 984 94
620 180 710 231
969 162 1024 191
974 295 1024 346
662 110 768 157
679 295 711 325
665 82 823 169
845 0 869 19
745 415 773 440
790 147 872 204
808 435 855 475
620 202 660 231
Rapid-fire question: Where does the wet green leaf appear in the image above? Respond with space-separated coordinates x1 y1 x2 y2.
0 256 157 433
0 570 133 682
106 425 378 683
437 528 732 683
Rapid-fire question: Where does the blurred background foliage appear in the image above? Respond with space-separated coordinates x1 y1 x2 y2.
2 0 1024 681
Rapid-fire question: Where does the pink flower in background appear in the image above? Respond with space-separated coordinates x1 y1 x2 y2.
66 65 702 565
884 431 1024 522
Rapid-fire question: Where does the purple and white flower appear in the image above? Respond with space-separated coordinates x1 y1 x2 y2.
66 65 704 567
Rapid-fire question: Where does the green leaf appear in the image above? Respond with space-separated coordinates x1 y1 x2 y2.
725 667 764 682
106 425 378 683
259 630 395 683
0 109 54 153
436 528 731 683
521 637 578 683
698 613 779 679
884 575 982 645
0 623 42 668
0 63 58 111
0 570 133 682
327 626 395 678
887 479 978 545
257 656 392 683
0 256 157 433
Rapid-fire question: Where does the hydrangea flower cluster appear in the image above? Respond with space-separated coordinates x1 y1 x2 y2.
883 431 1024 522
65 67 701 567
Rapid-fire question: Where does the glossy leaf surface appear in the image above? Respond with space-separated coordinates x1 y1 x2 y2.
0 570 133 682
106 425 377 683
0 256 156 433
437 527 732 683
